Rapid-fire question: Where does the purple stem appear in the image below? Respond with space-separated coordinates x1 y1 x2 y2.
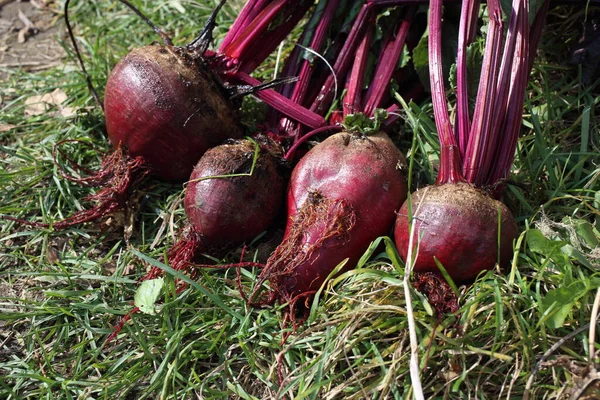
308 0 421 115
474 0 522 184
279 0 341 135
219 0 271 51
363 6 415 116
429 0 463 184
235 72 327 129
344 23 374 116
462 0 504 185
490 0 540 184
291 0 340 104
220 0 312 75
309 3 371 115
456 0 480 156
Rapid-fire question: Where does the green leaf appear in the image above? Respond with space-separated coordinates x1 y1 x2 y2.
412 7 460 93
526 229 566 256
342 109 388 135
541 281 588 329
560 244 594 270
570 219 600 249
134 278 164 315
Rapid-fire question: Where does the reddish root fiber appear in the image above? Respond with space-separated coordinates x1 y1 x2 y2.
105 306 140 345
249 193 356 312
3 145 149 230
412 272 459 318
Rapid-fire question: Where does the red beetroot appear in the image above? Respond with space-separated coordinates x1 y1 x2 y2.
393 0 546 285
183 137 285 249
251 131 408 310
146 136 286 280
104 45 242 181
394 183 518 281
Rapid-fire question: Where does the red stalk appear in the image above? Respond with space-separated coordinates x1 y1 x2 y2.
219 0 271 51
363 7 415 116
235 72 327 129
278 0 341 135
455 0 480 155
343 22 374 116
308 0 418 115
429 0 463 184
462 1 504 185
220 0 287 61
221 0 313 75
489 0 535 184
309 3 371 115
469 0 522 185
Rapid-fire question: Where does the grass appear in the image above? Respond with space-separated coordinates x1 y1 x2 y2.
1 1 600 399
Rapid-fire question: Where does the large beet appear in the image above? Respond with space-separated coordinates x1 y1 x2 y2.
394 183 518 282
253 131 408 308
104 45 242 181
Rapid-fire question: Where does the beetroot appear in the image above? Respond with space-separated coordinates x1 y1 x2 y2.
394 183 518 281
104 45 242 181
147 136 286 280
393 0 547 284
183 137 285 249
252 131 408 310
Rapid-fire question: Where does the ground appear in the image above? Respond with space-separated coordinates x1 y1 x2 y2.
1 1 600 399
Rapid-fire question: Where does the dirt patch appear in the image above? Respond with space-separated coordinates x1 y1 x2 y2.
0 0 66 77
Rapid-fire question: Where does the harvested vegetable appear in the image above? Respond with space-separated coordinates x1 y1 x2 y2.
251 131 408 318
394 0 548 283
248 5 416 323
148 136 286 281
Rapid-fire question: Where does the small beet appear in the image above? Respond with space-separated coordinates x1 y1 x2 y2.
394 183 518 283
104 45 242 181
183 137 286 250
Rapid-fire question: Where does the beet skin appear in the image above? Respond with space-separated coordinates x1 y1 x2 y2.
394 183 518 283
256 131 408 305
104 45 242 181
183 137 286 249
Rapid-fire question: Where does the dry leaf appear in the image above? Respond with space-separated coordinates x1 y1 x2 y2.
24 95 46 116
46 246 60 264
0 124 16 133
17 10 37 44
60 106 77 118
24 88 70 116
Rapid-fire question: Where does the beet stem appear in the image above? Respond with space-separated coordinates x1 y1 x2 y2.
455 0 480 155
429 0 464 184
235 73 327 129
343 21 374 116
462 1 504 185
277 0 341 134
309 3 371 115
219 0 270 50
490 0 536 184
476 0 524 184
363 6 415 116
220 0 313 75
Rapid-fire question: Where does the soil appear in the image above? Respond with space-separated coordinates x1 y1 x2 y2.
0 0 66 79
